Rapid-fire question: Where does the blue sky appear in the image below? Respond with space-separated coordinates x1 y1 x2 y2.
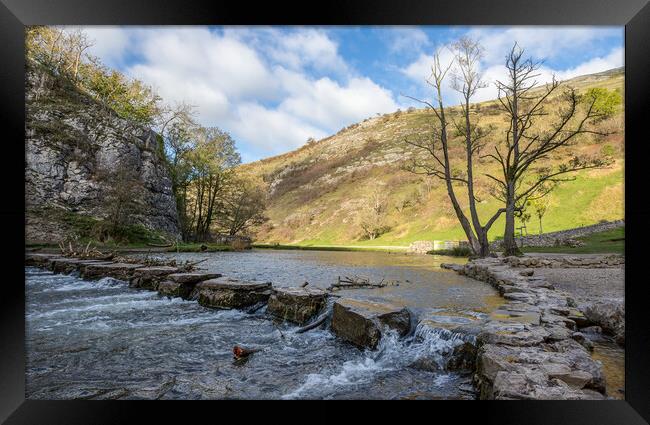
76 26 623 163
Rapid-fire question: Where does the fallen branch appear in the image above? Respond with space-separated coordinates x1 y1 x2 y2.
295 312 330 334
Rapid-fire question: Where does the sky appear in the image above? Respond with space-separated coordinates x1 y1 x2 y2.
73 26 624 163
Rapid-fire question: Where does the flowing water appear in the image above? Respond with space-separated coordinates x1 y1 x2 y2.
26 250 505 399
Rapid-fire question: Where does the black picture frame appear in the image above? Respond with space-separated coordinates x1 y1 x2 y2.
1 0 648 423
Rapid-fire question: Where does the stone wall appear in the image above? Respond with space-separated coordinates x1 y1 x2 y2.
490 220 624 250
25 63 180 243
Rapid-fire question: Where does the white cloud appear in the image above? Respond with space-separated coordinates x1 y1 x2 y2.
386 27 430 54
401 28 623 105
552 47 624 80
277 68 399 129
231 103 328 154
269 28 349 73
467 26 622 65
77 26 402 161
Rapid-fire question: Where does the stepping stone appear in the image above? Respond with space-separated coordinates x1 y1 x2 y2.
330 298 411 350
167 272 221 284
157 273 221 299
195 277 272 309
50 258 113 274
130 266 180 290
25 253 59 268
81 262 145 281
267 287 328 325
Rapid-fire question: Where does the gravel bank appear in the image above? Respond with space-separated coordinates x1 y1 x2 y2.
533 267 624 307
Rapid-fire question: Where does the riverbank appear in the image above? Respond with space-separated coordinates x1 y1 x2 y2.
442 253 624 399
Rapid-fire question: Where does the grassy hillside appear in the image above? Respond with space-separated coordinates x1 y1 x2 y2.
242 68 624 247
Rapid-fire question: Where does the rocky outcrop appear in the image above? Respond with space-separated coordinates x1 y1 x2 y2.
25 63 180 243
330 299 411 349
266 287 328 325
194 278 273 309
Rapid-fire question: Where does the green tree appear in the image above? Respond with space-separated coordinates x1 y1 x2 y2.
585 88 622 119
529 198 550 235
216 177 268 236
184 127 241 241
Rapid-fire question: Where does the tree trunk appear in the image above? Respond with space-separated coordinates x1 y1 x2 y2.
477 230 491 257
502 198 521 256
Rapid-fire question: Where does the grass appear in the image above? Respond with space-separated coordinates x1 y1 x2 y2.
252 243 407 253
427 246 473 257
521 226 624 254
168 243 235 252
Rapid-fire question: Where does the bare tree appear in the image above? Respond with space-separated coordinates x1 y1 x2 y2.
486 43 613 255
404 38 504 256
358 183 390 240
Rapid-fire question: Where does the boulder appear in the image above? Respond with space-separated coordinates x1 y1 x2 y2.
81 262 145 281
157 281 189 299
583 301 625 345
130 266 181 290
266 287 328 325
195 277 272 309
445 341 477 371
330 298 412 350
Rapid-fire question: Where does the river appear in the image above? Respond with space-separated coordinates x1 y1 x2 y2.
26 249 512 399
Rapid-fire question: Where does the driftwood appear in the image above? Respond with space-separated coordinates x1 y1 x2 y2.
327 275 398 291
300 281 309 288
246 302 267 314
295 313 329 334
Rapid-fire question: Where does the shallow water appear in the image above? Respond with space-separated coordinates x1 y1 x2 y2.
26 250 503 399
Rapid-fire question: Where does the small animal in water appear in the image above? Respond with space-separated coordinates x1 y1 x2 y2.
301 281 309 288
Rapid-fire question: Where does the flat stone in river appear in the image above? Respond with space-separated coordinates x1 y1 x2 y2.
130 266 180 290
167 272 222 284
50 258 113 274
25 253 59 268
195 277 272 309
81 262 145 281
331 298 412 350
157 272 221 299
267 287 328 325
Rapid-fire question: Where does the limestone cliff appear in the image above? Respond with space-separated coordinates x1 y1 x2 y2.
25 63 180 244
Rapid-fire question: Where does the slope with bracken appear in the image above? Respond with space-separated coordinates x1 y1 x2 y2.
241 68 624 247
